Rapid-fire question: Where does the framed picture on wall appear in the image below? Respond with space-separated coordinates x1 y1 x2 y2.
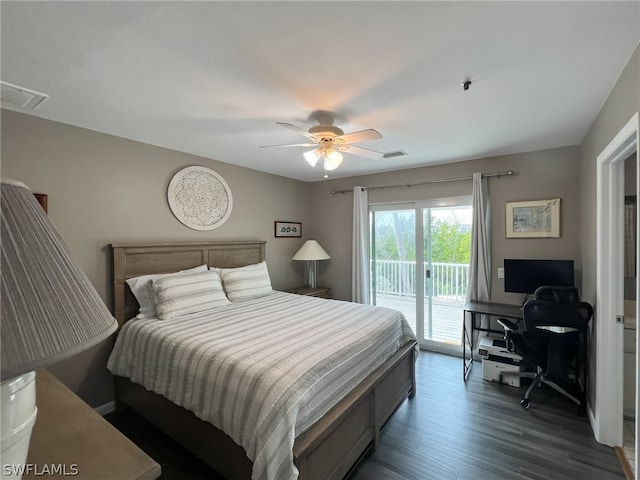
274 221 302 238
34 193 48 213
505 198 560 238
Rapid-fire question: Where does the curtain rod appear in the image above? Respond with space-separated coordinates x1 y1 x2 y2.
329 170 515 195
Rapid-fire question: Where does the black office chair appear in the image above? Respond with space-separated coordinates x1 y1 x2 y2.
497 299 593 411
533 285 580 303
501 286 581 352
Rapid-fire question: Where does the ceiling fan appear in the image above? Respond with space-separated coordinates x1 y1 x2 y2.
260 117 384 173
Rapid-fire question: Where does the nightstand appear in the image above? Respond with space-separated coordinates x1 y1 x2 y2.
286 286 331 299
24 369 161 480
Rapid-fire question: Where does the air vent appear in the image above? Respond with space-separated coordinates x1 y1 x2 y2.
383 150 407 159
1 81 49 111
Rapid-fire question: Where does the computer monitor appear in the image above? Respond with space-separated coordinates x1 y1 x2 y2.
504 259 574 294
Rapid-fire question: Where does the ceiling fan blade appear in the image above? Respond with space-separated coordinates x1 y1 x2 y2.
276 122 317 139
340 145 384 160
259 143 317 149
337 129 382 144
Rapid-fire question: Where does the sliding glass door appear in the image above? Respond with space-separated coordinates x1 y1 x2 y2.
422 204 472 348
370 199 471 351
370 207 417 328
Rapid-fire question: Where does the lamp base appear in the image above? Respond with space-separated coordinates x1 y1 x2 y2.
305 260 317 288
1 371 38 480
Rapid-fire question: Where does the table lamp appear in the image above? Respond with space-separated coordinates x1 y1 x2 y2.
292 240 330 288
1 180 118 479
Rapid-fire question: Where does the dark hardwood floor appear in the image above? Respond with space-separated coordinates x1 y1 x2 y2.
105 351 625 480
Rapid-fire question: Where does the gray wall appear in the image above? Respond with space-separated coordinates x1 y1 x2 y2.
309 147 580 305
1 109 312 407
578 45 640 409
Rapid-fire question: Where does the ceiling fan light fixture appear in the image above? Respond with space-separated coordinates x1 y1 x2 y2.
264 117 386 175
303 149 322 167
324 149 343 170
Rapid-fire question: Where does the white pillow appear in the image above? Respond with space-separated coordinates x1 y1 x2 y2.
220 261 272 303
151 269 230 320
126 264 208 319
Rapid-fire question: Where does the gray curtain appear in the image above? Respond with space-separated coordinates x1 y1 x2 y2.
464 173 491 348
352 186 370 303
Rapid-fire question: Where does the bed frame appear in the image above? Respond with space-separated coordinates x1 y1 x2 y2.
111 241 417 480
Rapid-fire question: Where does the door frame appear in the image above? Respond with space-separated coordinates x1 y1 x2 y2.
595 111 638 453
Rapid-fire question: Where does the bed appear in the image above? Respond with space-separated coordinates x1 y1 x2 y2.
108 241 418 480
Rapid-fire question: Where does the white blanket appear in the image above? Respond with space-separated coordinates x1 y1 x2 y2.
107 291 416 480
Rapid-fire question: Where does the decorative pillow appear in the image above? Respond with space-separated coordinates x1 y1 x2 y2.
126 264 208 319
151 269 230 320
220 261 272 303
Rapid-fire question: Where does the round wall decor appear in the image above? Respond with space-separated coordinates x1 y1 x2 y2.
167 166 233 230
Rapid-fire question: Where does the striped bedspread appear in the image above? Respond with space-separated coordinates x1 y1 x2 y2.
107 291 416 480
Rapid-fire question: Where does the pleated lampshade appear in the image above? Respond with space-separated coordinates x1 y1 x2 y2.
1 180 117 381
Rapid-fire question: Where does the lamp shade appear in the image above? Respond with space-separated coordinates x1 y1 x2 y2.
1 180 117 381
292 240 330 261
323 150 343 171
303 149 322 167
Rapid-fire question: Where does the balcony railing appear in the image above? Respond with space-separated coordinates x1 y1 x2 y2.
371 260 469 345
371 260 469 304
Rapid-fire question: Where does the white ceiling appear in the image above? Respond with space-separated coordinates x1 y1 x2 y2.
2 1 639 182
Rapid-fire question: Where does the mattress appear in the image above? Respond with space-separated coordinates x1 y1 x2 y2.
107 291 416 480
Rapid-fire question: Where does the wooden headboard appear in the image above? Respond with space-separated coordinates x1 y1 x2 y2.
110 241 266 325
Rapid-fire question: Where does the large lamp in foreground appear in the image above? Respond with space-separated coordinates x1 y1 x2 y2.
292 240 330 288
1 180 118 479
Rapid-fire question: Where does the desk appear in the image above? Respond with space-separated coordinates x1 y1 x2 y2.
463 301 522 381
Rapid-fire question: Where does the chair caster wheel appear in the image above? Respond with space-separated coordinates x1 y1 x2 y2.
520 399 530 410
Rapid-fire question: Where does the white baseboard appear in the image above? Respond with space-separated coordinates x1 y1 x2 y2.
94 401 115 416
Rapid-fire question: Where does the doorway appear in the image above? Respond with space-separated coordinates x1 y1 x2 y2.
596 111 638 479
623 170 637 476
